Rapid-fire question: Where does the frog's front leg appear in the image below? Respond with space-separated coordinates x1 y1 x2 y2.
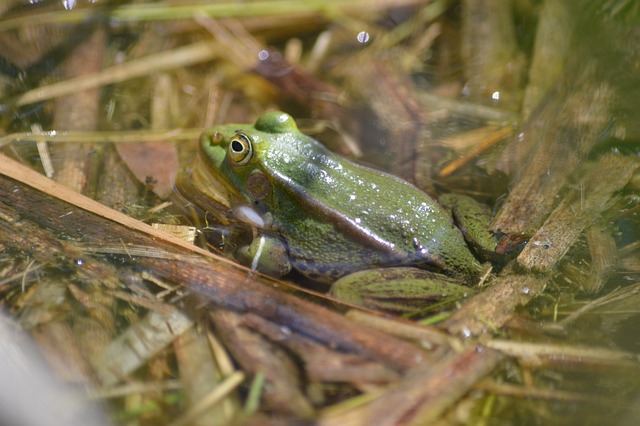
329 267 474 314
236 235 292 278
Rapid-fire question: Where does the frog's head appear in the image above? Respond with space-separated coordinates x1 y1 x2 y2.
198 111 299 211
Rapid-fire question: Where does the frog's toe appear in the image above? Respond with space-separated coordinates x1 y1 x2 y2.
236 236 292 277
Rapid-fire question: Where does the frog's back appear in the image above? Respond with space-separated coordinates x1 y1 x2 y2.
262 135 482 282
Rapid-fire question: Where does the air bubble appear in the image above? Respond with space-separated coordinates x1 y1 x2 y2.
357 31 370 43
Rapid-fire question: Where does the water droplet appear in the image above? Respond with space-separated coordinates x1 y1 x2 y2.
531 239 552 249
258 49 270 61
280 326 292 336
357 31 370 43
460 82 470 97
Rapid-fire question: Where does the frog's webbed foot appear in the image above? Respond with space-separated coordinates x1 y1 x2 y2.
236 235 292 278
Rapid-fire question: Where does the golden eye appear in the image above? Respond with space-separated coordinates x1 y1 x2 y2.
228 133 252 165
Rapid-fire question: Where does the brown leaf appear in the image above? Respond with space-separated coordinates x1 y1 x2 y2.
115 141 179 198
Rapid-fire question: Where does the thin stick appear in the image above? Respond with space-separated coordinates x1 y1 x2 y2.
9 41 221 107
0 0 424 32
0 128 202 147
439 125 513 177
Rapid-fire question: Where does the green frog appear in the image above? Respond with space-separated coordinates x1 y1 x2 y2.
198 111 496 310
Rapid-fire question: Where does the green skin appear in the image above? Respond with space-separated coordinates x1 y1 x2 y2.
199 111 484 286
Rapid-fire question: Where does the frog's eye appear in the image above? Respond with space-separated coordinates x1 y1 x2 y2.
228 133 253 165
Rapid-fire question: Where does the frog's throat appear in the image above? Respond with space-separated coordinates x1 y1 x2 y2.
269 170 408 260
